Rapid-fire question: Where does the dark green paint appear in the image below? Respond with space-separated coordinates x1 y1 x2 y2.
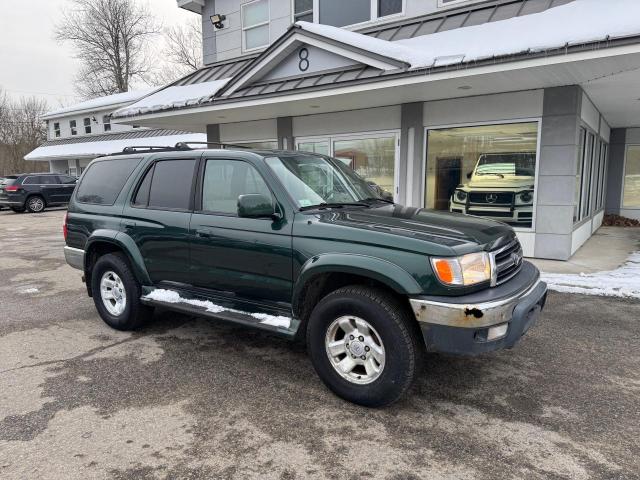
67 149 516 322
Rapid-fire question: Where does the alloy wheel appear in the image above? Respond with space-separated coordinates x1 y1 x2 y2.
100 270 127 316
325 315 386 385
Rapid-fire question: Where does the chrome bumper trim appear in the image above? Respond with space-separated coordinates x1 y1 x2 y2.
409 280 542 329
64 246 85 270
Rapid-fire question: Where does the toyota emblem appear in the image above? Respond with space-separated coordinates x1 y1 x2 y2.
486 193 498 203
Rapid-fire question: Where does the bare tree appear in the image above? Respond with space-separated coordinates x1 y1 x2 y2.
0 89 48 175
55 0 160 99
151 18 203 86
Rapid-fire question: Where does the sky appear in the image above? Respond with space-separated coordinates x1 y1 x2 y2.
0 0 197 109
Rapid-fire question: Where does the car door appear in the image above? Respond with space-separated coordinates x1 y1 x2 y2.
189 157 293 305
55 175 78 203
121 155 199 285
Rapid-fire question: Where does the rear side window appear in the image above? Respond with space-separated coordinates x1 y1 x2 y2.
76 158 141 205
145 159 197 210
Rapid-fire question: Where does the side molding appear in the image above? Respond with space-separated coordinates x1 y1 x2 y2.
85 229 152 285
292 253 422 315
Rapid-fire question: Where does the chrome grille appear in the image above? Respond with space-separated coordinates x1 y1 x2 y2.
490 238 523 286
469 192 514 206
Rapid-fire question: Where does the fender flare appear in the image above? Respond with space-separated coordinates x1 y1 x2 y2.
291 253 422 316
85 229 152 285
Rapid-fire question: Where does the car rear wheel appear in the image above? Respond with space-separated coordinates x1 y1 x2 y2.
26 195 45 213
91 252 153 331
306 285 420 407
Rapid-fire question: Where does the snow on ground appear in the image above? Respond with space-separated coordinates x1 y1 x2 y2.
24 133 206 160
143 289 292 328
541 253 640 299
298 0 640 69
113 79 230 118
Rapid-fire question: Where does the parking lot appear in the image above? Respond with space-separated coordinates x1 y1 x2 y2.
0 209 638 480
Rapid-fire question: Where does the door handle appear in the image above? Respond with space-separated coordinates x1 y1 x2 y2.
196 230 212 238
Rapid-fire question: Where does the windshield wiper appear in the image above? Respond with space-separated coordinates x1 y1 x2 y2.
362 197 394 204
299 202 369 211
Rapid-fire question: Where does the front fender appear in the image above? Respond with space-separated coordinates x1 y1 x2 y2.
291 253 421 315
86 229 151 285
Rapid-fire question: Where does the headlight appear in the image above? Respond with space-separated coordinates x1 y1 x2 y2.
431 252 492 286
453 189 468 203
516 190 533 205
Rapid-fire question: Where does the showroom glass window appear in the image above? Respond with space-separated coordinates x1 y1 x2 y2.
242 0 270 51
623 145 640 208
425 122 539 229
333 136 396 199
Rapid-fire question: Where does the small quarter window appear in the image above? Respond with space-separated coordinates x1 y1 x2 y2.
76 158 141 205
132 165 154 207
147 159 196 210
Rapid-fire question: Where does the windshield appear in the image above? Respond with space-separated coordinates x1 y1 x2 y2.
475 153 536 177
265 154 379 208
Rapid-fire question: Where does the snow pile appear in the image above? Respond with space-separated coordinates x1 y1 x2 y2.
298 0 640 69
24 132 206 160
43 88 157 119
143 289 292 328
113 79 230 118
541 253 640 299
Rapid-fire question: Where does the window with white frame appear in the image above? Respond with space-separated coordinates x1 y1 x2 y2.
241 0 270 52
84 117 92 134
69 120 77 136
103 115 112 132
294 0 403 27
53 122 61 138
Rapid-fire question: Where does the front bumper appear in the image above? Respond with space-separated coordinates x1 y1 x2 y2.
409 261 547 355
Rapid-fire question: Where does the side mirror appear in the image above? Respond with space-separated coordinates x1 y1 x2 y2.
466 172 473 179
237 194 278 219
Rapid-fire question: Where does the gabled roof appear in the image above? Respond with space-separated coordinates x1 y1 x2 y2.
112 0 640 120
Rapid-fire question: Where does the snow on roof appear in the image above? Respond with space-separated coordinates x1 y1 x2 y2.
298 0 640 69
112 79 230 118
43 88 157 119
24 132 206 161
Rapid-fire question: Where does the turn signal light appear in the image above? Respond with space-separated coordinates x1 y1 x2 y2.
63 212 68 241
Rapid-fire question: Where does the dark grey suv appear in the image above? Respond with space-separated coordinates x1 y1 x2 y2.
0 173 77 213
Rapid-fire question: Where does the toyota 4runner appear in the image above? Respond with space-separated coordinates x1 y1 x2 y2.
64 144 547 407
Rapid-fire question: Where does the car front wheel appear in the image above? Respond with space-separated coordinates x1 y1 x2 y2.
306 285 420 407
91 252 153 331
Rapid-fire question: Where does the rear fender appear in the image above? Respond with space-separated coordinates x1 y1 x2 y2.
85 229 151 285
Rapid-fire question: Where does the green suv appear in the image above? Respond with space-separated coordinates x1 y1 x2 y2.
63 145 547 407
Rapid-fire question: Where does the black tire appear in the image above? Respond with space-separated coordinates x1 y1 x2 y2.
25 195 46 213
10 207 25 213
306 285 420 407
91 252 153 331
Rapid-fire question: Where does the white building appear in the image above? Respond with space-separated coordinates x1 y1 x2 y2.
107 0 640 260
26 90 206 176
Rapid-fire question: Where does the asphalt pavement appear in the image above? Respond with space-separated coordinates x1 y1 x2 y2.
0 209 639 479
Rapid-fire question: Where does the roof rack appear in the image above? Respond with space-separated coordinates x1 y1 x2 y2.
174 141 255 150
122 145 188 153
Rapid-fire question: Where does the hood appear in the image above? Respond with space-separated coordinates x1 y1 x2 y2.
466 175 534 190
300 204 515 256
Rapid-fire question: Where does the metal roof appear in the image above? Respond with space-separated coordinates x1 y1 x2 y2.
172 56 258 87
39 129 195 147
361 0 574 41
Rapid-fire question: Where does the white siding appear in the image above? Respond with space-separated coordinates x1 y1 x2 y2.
293 106 401 137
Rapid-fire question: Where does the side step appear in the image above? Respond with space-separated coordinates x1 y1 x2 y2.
140 286 300 339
